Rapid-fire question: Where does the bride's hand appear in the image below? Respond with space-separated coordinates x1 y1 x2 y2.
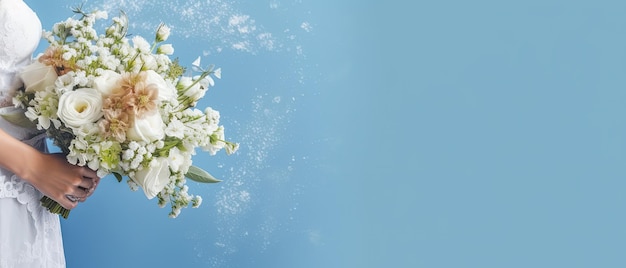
0 128 99 210
21 153 99 210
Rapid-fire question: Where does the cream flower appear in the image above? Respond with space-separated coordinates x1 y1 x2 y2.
126 112 165 142
20 61 58 93
92 69 122 96
99 109 130 142
132 157 171 199
57 88 104 129
164 118 185 139
123 81 158 118
144 70 176 102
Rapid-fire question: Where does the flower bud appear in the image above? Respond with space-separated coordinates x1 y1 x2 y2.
157 44 174 55
156 24 171 42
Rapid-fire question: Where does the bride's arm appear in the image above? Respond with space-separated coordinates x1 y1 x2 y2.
0 128 99 209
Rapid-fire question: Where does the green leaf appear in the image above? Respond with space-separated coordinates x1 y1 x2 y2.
186 165 221 183
113 172 123 182
0 107 37 129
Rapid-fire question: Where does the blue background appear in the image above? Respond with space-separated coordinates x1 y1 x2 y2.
25 0 626 267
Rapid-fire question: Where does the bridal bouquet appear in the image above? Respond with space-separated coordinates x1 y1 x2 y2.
11 8 238 218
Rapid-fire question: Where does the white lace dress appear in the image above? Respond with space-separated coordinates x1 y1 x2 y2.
0 1 66 267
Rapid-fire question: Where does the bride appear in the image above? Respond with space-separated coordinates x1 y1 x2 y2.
0 1 99 267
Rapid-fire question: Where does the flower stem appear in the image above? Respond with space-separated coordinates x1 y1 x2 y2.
40 196 70 219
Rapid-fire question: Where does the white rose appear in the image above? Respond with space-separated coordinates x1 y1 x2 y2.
127 112 165 142
144 70 176 102
132 157 171 199
92 70 121 96
20 61 58 93
57 88 104 129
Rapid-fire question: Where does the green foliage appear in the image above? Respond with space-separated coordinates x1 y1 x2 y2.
185 165 221 183
166 58 186 80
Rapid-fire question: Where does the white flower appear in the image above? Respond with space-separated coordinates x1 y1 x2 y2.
94 10 108 20
87 157 100 171
191 56 202 68
183 79 205 101
122 149 135 160
154 54 172 72
130 157 142 170
139 54 158 70
20 61 58 93
96 169 109 178
225 142 239 155
156 24 171 42
72 122 100 139
71 71 90 87
155 140 165 149
200 75 214 88
188 108 205 118
168 147 186 173
137 146 147 155
177 76 193 89
62 50 74 61
92 69 121 96
128 141 140 151
144 70 176 102
191 56 201 70
55 73 77 91
202 126 225 155
127 179 139 191
214 68 221 79
192 196 202 208
57 88 104 129
165 118 185 139
157 44 174 55
132 36 151 53
132 157 171 199
127 112 165 142
145 143 156 154
205 107 220 124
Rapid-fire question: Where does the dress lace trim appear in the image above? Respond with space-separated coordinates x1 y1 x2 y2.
0 173 66 268
0 173 43 219
0 132 65 267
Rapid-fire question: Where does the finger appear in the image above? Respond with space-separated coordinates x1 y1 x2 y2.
78 186 91 195
81 167 99 180
85 177 101 198
81 184 96 198
78 176 95 190
60 202 76 210
60 195 78 210
71 187 88 199
65 194 79 203
85 186 95 198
